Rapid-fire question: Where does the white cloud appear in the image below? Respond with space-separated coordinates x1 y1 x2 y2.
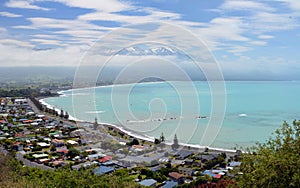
0 11 22 17
27 17 102 30
5 0 50 11
55 30 105 39
249 41 267 46
31 38 67 46
77 8 181 24
0 44 85 66
220 0 275 12
278 0 300 11
193 17 249 50
0 39 34 48
258 35 274 39
227 45 252 54
31 34 59 39
249 12 297 32
53 0 132 12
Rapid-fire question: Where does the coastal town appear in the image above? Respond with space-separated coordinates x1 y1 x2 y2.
0 96 242 187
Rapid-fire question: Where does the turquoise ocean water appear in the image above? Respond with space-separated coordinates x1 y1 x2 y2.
42 81 300 149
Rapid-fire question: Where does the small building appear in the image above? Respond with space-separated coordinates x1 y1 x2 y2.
184 158 194 165
53 160 67 167
51 139 65 147
174 150 193 160
139 179 157 187
88 153 105 161
38 158 50 164
202 170 223 179
67 140 78 146
99 155 112 163
37 142 50 148
168 172 185 183
229 161 242 167
93 166 115 175
178 167 195 176
149 165 163 172
195 154 218 163
56 149 69 155
163 180 178 188
32 153 49 159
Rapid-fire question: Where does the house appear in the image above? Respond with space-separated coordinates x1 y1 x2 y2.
12 141 23 151
168 172 185 183
38 158 50 164
93 165 115 175
56 149 69 155
37 142 50 148
32 153 49 159
163 180 178 188
51 139 65 147
53 160 67 167
139 179 157 187
195 154 218 163
229 161 242 167
184 158 194 165
149 165 163 172
132 145 145 152
88 153 105 161
174 150 193 160
99 155 112 163
178 167 195 176
0 119 7 124
171 159 184 166
203 170 223 179
67 140 78 146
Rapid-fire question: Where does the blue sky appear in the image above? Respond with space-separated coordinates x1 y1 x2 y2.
0 0 300 79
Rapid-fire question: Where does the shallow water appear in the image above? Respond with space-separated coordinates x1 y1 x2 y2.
43 81 300 149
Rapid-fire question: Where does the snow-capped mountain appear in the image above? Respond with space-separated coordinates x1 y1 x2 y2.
118 46 177 56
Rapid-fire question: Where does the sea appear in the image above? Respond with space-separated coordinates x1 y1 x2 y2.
41 81 300 150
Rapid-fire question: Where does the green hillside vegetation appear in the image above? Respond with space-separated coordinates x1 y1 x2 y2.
237 120 300 187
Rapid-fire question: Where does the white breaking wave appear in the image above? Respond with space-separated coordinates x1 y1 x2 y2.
239 113 247 117
85 111 105 114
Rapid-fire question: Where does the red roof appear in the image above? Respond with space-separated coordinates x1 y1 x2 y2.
53 160 64 166
169 172 184 180
23 120 33 123
214 174 222 179
99 156 112 163
13 141 22 146
132 145 145 149
0 120 6 124
57 149 69 154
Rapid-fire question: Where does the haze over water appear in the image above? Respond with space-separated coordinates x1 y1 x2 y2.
43 81 300 149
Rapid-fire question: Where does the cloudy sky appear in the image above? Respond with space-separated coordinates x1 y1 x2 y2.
0 0 300 79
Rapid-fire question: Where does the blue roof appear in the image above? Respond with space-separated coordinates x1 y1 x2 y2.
163 180 178 188
203 170 215 177
229 161 242 167
93 166 114 175
139 179 157 187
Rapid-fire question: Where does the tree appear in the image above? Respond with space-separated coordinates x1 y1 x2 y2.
172 134 179 150
154 138 161 145
64 112 69 119
67 147 80 159
160 132 165 143
132 138 139 146
60 109 64 118
93 117 98 130
237 120 300 188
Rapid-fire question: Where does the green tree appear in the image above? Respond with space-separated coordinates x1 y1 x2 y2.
67 147 80 159
237 120 300 188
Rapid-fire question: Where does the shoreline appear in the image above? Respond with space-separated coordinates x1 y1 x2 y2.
38 95 238 154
